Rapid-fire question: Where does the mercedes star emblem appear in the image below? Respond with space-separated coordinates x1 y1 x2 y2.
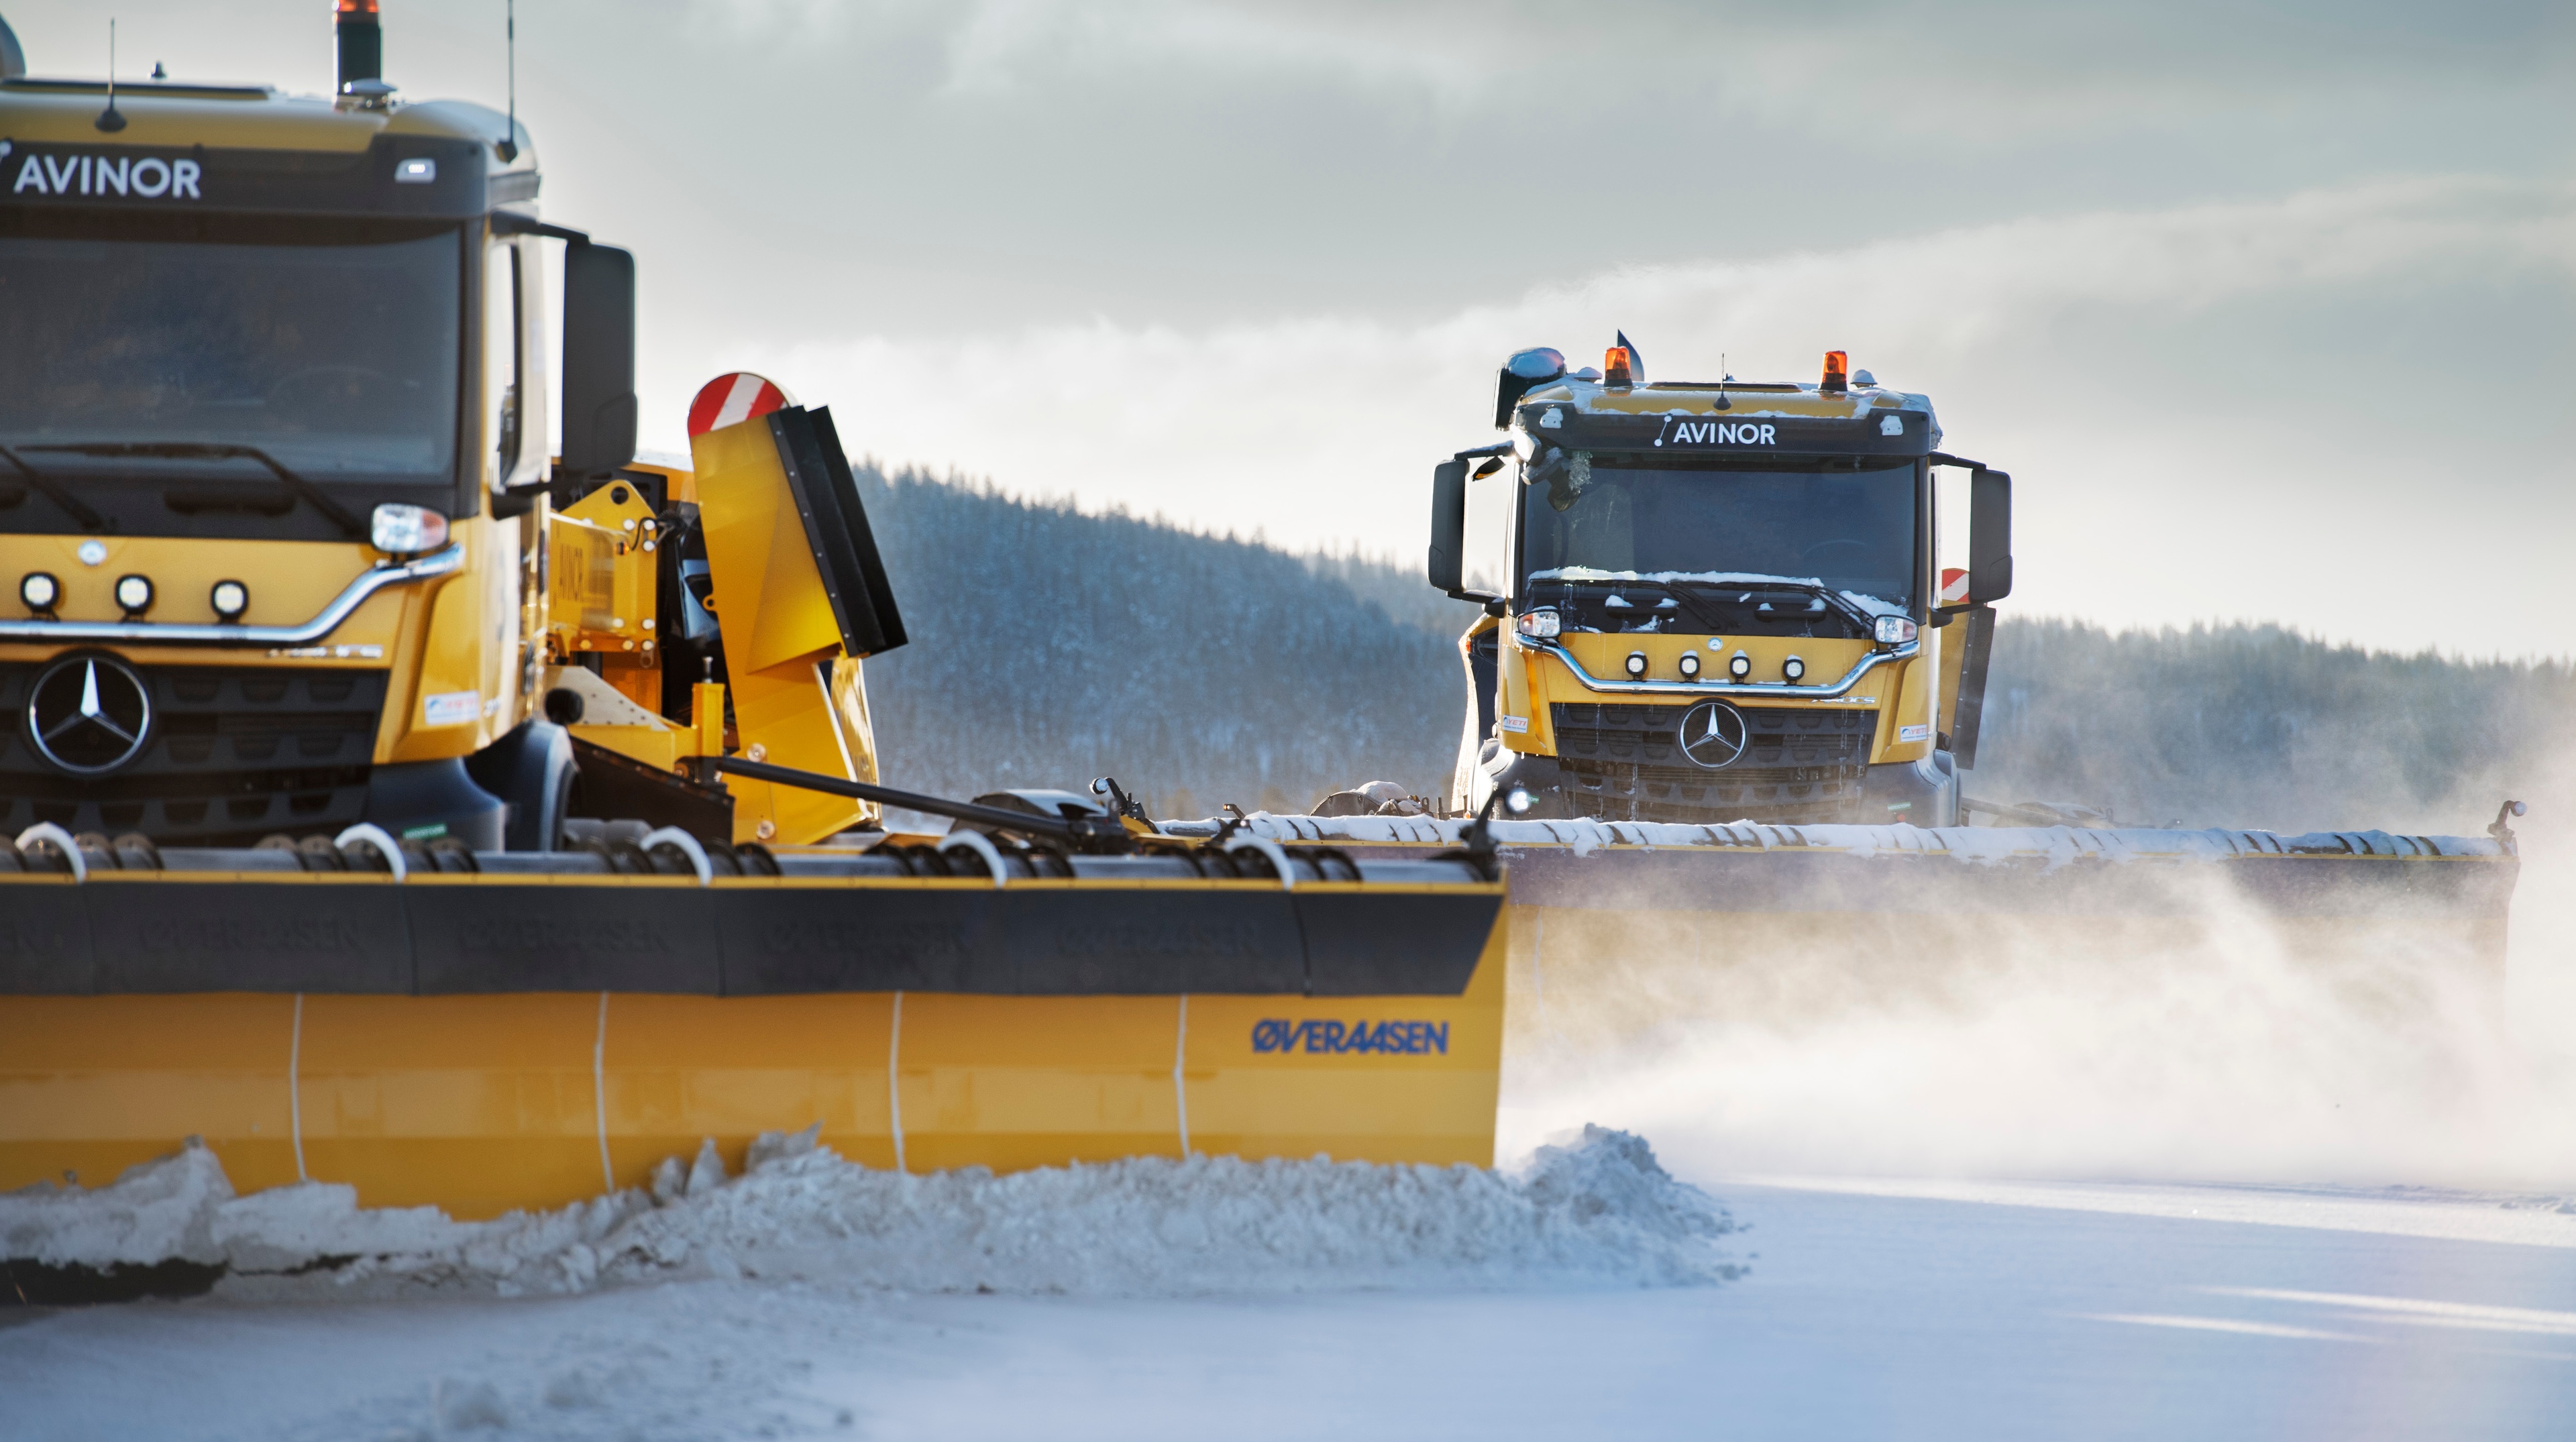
1677 698 1750 770
27 653 154 775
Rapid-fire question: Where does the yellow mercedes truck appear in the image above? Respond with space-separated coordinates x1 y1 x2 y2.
1428 340 2012 826
0 3 894 852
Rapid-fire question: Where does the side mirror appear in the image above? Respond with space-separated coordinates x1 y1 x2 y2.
1428 458 1468 594
558 243 637 478
1969 467 2012 604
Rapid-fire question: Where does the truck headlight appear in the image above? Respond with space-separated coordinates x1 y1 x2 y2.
1624 651 1649 679
1678 651 1701 679
20 572 60 614
210 580 250 621
1783 655 1806 681
1874 616 1918 645
1515 608 1560 640
371 504 450 556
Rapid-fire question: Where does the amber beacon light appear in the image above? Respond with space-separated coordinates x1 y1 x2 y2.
1821 349 1849 394
1603 346 1635 387
337 0 382 94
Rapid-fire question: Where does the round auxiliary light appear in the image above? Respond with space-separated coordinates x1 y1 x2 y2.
20 571 60 614
1678 650 1701 680
1728 650 1752 680
1783 655 1807 682
210 580 250 622
114 574 154 616
1624 651 1649 679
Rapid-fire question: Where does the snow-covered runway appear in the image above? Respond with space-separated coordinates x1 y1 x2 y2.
8 1176 2570 1441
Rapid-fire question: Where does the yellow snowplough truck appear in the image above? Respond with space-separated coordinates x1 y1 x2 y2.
1187 337 2522 1044
0 5 1505 1249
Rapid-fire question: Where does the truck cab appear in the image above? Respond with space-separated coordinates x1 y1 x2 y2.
1428 342 2010 826
0 7 642 850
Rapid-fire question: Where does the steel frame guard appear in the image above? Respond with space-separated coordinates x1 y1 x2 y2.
0 543 466 647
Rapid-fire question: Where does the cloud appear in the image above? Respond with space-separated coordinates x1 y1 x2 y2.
651 178 2559 481
639 175 2573 654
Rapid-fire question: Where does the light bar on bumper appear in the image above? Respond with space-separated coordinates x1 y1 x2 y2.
1523 634 1916 699
0 543 464 646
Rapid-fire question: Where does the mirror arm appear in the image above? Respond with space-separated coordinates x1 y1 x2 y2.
491 214 592 245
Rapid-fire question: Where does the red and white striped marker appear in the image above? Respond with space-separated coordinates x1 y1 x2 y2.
686 372 793 437
1939 566 1972 606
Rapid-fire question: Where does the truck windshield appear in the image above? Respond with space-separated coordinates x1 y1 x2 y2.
1519 455 1917 635
0 215 462 526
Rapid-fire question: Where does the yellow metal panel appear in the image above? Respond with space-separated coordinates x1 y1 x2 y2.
601 993 898 1182
727 661 868 844
895 993 1183 1172
295 995 604 1216
566 724 682 772
0 995 303 1200
690 419 847 676
1881 652 1932 763
386 569 484 761
1936 619 1965 740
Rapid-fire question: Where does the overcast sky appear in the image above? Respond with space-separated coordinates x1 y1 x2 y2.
11 1 2573 655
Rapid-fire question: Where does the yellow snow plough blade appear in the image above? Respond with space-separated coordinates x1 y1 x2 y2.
0 845 1505 1220
1183 814 2521 1051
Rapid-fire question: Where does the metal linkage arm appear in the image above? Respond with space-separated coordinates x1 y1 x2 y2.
710 756 1134 852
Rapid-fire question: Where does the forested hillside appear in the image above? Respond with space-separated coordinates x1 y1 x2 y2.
850 467 1468 820
849 466 2571 832
1972 620 2576 833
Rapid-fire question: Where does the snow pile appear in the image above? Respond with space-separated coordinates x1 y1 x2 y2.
0 1138 471 1274
4 1125 1739 1300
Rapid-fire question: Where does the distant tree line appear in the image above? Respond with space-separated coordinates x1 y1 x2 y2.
851 465 1470 822
1973 618 2575 834
849 467 2571 834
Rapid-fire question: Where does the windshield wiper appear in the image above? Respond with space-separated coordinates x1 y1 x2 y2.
1662 575 1880 635
18 441 368 540
0 444 111 532
1532 575 1736 635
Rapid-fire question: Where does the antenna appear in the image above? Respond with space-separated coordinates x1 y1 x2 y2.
95 17 127 132
496 0 519 162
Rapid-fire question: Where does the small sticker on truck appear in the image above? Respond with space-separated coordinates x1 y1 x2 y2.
423 691 481 727
1498 715 1528 734
1898 723 1931 742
